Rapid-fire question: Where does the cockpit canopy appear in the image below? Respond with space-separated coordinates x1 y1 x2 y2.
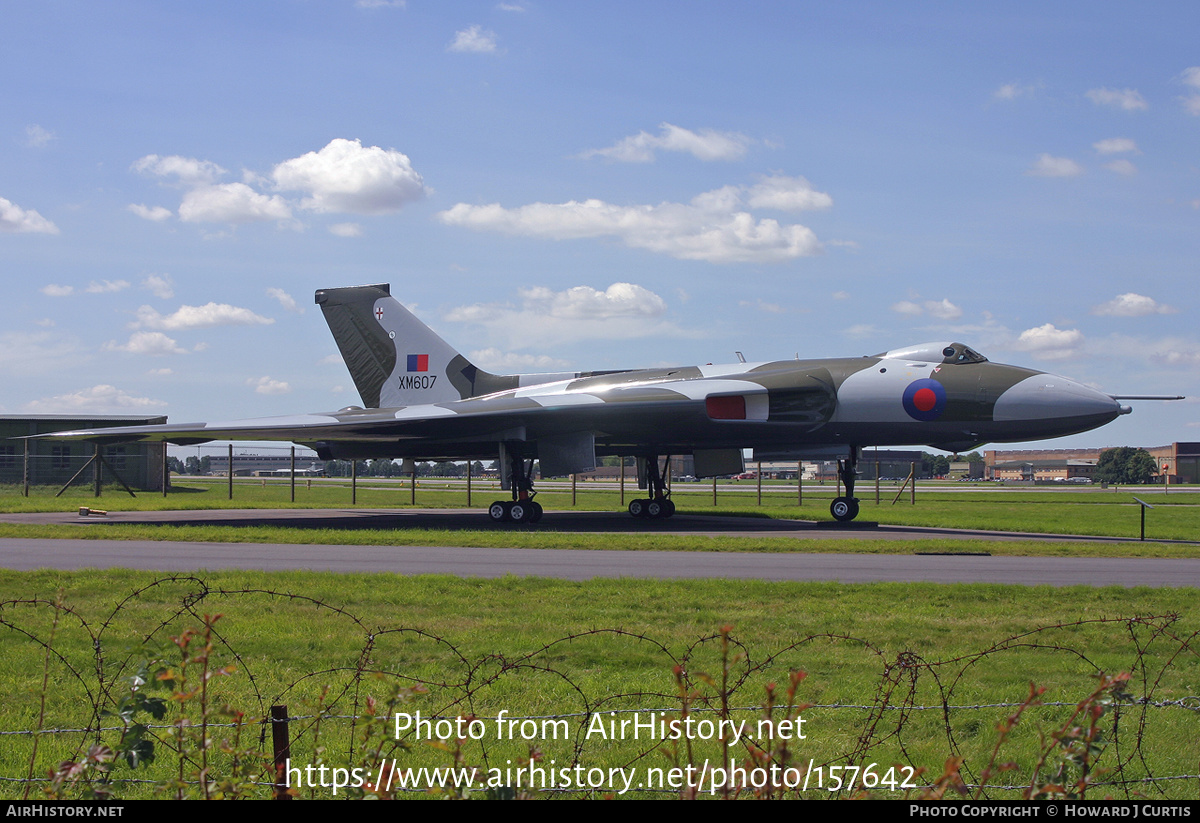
874 342 988 365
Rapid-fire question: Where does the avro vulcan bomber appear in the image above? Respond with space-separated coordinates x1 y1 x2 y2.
40 284 1181 524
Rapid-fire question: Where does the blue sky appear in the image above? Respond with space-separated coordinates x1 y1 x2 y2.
3 1 1197 450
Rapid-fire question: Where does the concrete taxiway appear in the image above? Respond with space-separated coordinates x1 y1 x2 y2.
1 508 1197 586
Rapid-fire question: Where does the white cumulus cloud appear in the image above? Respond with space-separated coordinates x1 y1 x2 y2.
1 196 59 234
24 384 166 413
890 298 962 320
86 279 130 294
272 138 427 215
132 302 274 330
1091 293 1177 317
248 376 290 395
142 274 174 299
449 24 498 53
582 123 753 163
1085 87 1148 111
133 154 226 185
128 204 173 221
267 287 303 313
40 284 74 297
1026 154 1084 177
329 222 363 237
437 179 825 264
104 331 188 356
468 348 571 371
179 183 292 223
24 125 56 148
1014 323 1084 359
745 175 833 212
1093 138 1139 155
446 283 689 348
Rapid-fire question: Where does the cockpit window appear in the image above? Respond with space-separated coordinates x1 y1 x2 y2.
947 345 988 365
873 342 989 364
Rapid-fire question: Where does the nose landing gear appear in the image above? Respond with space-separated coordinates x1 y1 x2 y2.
830 447 861 523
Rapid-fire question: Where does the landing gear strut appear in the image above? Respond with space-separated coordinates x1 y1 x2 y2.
488 445 543 524
628 455 676 519
830 447 861 523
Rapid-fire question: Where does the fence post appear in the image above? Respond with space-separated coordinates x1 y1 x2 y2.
23 439 29 497
93 443 102 498
571 473 577 505
797 461 802 506
411 467 417 505
227 444 233 500
351 460 357 505
620 458 625 506
466 460 472 507
290 446 296 503
911 461 916 505
271 705 292 800
756 461 762 506
876 460 881 505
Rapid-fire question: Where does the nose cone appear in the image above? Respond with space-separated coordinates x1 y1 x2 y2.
994 373 1122 436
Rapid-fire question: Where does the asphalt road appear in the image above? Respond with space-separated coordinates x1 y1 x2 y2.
2 508 1198 586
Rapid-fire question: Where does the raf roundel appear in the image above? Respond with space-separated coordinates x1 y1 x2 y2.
902 378 947 422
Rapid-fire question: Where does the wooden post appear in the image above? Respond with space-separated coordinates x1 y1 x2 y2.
756 461 762 506
571 473 577 505
351 460 357 505
797 461 802 506
162 445 168 498
227 444 233 500
466 460 472 507
23 439 30 497
620 458 625 506
712 476 718 506
910 461 916 505
875 460 881 505
271 705 291 800
93 443 102 498
410 468 416 504
290 446 296 503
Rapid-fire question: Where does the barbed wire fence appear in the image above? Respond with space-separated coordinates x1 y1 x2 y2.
2 577 1198 799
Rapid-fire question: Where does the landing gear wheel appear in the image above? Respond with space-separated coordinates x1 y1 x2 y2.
830 497 859 523
489 501 512 523
662 499 676 518
510 501 530 523
647 499 664 519
527 501 543 523
628 499 648 518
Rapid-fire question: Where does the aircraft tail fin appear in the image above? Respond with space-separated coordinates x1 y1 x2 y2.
316 284 516 408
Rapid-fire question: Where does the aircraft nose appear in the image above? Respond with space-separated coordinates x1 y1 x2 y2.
994 374 1122 424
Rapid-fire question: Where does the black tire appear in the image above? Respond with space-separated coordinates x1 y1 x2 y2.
527 501 544 523
628 499 647 518
830 497 859 522
662 499 676 518
488 501 511 523
647 499 664 518
510 502 530 523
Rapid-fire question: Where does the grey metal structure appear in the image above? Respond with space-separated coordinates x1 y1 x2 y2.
36 284 1182 523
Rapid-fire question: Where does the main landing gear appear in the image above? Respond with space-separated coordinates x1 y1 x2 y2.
830 446 861 523
628 455 676 519
488 447 543 524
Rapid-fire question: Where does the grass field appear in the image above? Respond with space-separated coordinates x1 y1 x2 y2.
1 481 1197 799
3 478 1198 547
1 570 1197 799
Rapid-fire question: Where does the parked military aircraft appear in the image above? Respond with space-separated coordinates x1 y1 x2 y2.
38 284 1181 524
